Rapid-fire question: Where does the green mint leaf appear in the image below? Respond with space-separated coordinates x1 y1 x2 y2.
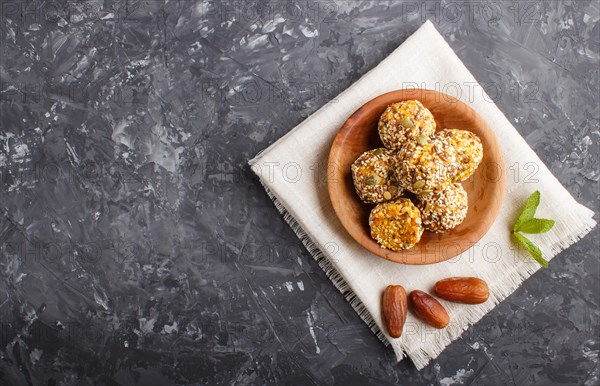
513 191 541 232
513 232 548 268
518 218 555 234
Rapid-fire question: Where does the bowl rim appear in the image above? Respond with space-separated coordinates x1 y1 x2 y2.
327 89 506 265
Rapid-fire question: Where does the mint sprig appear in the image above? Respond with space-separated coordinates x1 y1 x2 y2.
513 190 540 231
513 232 547 268
512 191 555 268
517 218 555 234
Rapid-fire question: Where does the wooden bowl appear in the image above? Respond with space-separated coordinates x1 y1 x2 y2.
327 89 505 265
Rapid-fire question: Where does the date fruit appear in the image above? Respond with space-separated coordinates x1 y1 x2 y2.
381 285 407 338
434 277 489 304
409 290 449 329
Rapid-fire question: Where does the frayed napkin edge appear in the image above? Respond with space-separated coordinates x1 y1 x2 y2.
247 173 391 345
403 211 596 369
249 158 596 369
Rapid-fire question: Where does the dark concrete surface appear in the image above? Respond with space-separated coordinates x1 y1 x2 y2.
0 1 598 385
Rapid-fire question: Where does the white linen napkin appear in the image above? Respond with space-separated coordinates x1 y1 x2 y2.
248 20 596 369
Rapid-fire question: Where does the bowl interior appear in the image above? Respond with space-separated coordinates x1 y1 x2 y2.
327 89 505 264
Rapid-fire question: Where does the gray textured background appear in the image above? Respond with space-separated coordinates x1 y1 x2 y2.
1 1 599 385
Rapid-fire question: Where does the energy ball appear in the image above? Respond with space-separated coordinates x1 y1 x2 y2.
351 149 403 203
394 136 457 194
417 183 468 233
369 199 424 251
436 129 483 182
378 100 436 150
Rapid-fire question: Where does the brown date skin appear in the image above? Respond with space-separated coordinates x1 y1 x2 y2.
409 290 450 329
434 277 489 304
382 285 407 338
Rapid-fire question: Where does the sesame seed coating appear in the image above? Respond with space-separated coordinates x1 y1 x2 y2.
369 199 424 251
378 100 436 150
417 183 468 233
351 149 404 203
436 129 483 182
394 136 458 194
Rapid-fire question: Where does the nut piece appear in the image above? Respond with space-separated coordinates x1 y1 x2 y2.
408 290 449 329
382 285 408 338
400 117 414 128
434 277 489 304
413 180 425 190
